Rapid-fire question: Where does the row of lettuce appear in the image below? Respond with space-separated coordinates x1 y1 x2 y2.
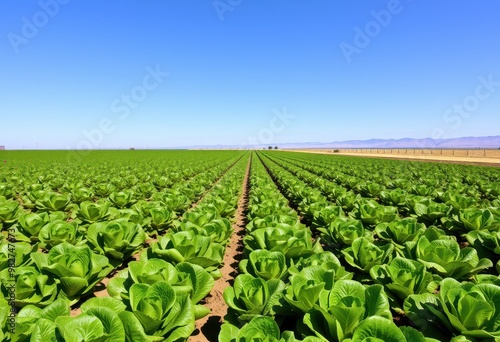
218 155 438 342
237 151 499 342
2 149 499 341
0 151 249 341
262 152 500 275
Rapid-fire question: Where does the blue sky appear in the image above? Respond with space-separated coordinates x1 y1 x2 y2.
0 0 499 149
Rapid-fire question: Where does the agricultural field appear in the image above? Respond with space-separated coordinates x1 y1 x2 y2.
291 149 500 167
1 150 500 341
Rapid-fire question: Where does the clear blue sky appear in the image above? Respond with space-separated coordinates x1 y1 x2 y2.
1 1 499 149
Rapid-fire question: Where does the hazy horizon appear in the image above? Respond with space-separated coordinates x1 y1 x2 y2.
1 1 499 150
2 134 500 151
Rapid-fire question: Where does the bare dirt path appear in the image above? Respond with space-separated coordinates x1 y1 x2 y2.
189 156 251 342
288 150 500 167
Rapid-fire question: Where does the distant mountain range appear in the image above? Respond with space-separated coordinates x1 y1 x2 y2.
185 135 500 150
281 135 500 149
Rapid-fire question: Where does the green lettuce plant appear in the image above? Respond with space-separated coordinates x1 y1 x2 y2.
0 184 14 199
244 226 323 260
109 190 136 208
145 230 224 278
133 182 156 199
16 297 163 342
405 278 500 340
129 281 195 339
239 249 288 281
76 200 111 224
203 197 237 217
303 280 392 342
246 214 301 232
343 316 440 342
288 251 352 281
14 211 50 242
39 220 83 248
220 316 323 342
310 205 345 230
34 192 70 212
108 258 213 310
158 192 191 213
0 297 10 341
285 265 339 314
355 202 399 226
465 228 500 273
458 208 499 231
318 218 369 248
409 197 449 225
115 208 147 226
342 237 394 273
374 218 426 250
182 218 233 245
13 298 70 341
223 274 286 322
55 297 163 342
0 266 58 307
87 219 146 262
31 243 113 303
148 206 175 233
413 236 492 279
370 257 437 302
177 209 219 230
380 189 409 207
247 202 296 221
70 187 94 204
0 241 36 269
0 199 22 226
335 191 360 212
359 182 385 199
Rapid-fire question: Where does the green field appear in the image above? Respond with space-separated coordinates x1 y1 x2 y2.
1 150 500 341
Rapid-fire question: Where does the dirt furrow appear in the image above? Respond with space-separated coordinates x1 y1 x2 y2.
190 153 248 209
190 156 251 342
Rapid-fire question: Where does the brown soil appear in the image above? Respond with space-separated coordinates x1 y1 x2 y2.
289 150 500 167
190 157 251 342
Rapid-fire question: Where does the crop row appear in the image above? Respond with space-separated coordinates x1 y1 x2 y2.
0 151 249 341
2 149 500 341
244 151 500 341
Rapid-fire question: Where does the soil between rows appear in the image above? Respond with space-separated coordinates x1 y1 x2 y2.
189 156 251 342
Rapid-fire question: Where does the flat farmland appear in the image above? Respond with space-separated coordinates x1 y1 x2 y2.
1 150 500 341
291 149 500 166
